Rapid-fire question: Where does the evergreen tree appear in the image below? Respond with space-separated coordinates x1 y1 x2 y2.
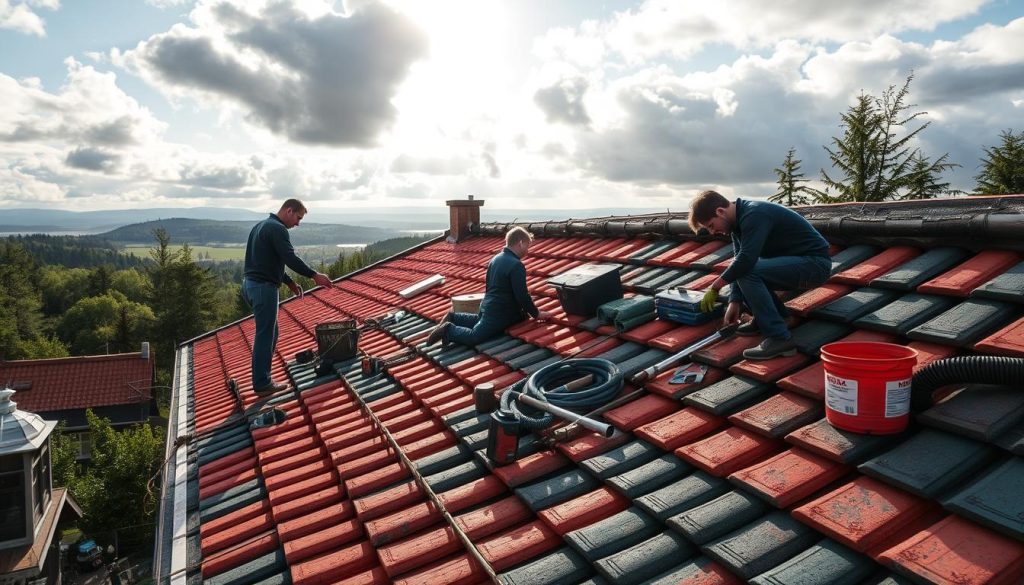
0 242 46 359
818 74 951 202
87 264 114 296
147 234 217 369
769 147 813 206
973 129 1024 195
905 152 959 199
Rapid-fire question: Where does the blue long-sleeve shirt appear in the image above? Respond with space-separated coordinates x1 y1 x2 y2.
479 247 539 322
244 214 316 286
721 199 829 300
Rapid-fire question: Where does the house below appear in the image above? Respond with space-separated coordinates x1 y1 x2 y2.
0 345 158 461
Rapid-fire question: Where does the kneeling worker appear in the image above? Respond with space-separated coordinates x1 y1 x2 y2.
427 226 552 346
691 190 831 360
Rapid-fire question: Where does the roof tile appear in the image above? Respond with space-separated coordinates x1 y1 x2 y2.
564 506 661 562
919 250 1021 297
877 515 1024 585
831 247 920 286
729 447 850 508
537 486 631 536
727 392 824 438
666 489 768 544
703 510 820 581
676 426 782 476
635 470 730 522
791 476 934 553
858 428 995 498
635 407 727 451
974 315 1024 357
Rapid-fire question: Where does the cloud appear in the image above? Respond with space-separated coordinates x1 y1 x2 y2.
65 146 122 172
0 0 59 36
543 15 1024 194
178 160 259 189
391 154 475 175
534 77 592 126
599 0 989 62
117 0 428 146
0 59 166 146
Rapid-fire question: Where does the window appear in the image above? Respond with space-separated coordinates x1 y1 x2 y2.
32 443 51 524
74 432 92 460
0 453 26 541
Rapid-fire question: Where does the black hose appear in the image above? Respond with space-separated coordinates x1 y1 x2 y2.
499 358 623 431
912 355 1024 412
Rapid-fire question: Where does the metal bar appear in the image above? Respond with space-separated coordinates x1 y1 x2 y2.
345 379 503 584
630 324 737 384
511 392 614 437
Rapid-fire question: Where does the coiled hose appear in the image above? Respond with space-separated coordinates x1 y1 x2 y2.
912 355 1024 412
499 358 624 431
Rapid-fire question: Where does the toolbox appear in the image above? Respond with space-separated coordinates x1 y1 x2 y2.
547 263 624 316
655 288 722 325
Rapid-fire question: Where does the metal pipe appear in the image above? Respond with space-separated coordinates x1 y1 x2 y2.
630 324 738 384
511 392 615 437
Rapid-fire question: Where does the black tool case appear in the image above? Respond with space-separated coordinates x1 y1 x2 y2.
547 263 623 316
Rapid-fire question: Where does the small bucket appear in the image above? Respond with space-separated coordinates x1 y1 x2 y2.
315 320 359 362
820 342 918 435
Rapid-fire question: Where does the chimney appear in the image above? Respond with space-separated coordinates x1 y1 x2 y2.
141 341 150 360
446 195 484 243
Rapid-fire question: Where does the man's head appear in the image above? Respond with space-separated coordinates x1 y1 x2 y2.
506 226 534 257
278 199 308 229
688 190 733 236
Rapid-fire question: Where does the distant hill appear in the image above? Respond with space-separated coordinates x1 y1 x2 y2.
100 218 401 246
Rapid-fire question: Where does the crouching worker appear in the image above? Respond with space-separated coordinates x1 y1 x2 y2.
691 190 831 360
427 226 552 346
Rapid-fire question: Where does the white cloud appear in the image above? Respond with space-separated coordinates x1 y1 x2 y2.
116 0 428 147
0 0 58 36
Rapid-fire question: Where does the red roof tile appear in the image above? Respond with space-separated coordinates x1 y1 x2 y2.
0 351 154 412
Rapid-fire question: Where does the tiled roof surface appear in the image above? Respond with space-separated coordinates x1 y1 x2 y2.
169 209 1024 585
0 352 154 412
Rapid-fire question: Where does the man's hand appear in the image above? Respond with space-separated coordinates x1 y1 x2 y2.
724 301 742 326
312 272 333 288
287 281 303 299
699 288 719 313
535 310 553 322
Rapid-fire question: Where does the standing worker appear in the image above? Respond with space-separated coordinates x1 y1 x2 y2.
427 226 552 346
691 190 830 360
243 199 333 396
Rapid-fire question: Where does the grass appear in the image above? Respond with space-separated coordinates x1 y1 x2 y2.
122 244 363 264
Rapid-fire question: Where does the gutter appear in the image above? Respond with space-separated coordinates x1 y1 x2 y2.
153 344 191 585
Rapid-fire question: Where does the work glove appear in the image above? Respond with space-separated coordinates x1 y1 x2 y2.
699 288 719 313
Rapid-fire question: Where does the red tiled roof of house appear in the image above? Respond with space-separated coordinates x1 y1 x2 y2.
158 196 1024 585
0 351 154 412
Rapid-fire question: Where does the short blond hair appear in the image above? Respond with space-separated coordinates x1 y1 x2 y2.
688 190 730 233
506 226 534 247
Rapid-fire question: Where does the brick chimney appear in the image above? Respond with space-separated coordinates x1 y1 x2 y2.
446 195 484 243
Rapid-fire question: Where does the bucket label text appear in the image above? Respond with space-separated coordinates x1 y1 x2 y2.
825 373 858 416
885 378 912 418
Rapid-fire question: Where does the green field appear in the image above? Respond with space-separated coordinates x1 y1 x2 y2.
122 244 364 264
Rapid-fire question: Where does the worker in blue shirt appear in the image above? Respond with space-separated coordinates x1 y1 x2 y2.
243 199 332 395
427 227 552 346
691 190 830 360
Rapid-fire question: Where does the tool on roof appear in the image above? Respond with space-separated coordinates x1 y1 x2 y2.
544 325 737 443
655 287 724 325
486 359 621 465
547 263 623 317
630 324 737 384
360 347 418 377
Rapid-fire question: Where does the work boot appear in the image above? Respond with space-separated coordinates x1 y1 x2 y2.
742 337 797 360
253 380 288 397
736 320 760 336
426 322 450 345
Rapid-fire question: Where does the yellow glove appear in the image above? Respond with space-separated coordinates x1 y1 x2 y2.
699 288 719 313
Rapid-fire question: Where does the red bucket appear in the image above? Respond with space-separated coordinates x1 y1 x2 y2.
820 342 918 435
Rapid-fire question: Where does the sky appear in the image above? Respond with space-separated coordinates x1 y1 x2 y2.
0 0 1022 215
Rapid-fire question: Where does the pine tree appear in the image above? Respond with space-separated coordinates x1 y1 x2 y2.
769 147 813 206
905 152 959 199
818 74 951 202
973 129 1024 195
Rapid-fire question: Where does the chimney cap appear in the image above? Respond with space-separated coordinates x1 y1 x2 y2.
446 197 484 207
